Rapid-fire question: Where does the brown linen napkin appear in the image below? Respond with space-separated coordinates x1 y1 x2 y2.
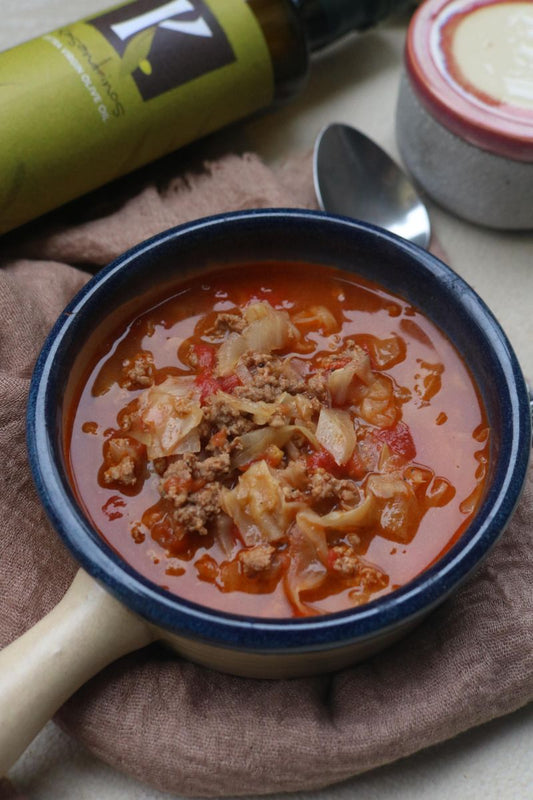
1 152 532 797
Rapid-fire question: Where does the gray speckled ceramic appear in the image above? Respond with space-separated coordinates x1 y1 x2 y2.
396 75 533 229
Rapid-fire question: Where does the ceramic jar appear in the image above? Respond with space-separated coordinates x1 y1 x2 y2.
396 0 533 229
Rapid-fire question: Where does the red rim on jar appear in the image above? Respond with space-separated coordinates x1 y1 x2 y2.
405 0 533 161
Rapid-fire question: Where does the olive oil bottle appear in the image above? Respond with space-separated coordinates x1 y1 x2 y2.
0 0 411 235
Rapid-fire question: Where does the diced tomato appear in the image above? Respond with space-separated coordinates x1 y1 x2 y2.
306 447 339 475
374 420 416 460
195 370 241 402
195 373 220 402
307 445 368 481
327 548 340 570
218 373 242 393
209 428 228 449
345 449 366 480
192 342 216 370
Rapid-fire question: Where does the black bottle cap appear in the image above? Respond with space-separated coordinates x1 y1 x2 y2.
296 0 412 50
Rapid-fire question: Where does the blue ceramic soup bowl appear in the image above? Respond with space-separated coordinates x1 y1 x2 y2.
27 209 531 679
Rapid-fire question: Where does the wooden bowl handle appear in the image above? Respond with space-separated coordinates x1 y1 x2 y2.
0 569 153 776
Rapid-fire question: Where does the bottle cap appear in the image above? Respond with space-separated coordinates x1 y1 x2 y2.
405 0 533 161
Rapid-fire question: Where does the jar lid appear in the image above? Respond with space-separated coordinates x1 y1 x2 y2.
405 0 533 161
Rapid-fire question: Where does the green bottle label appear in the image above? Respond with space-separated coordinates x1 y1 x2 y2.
0 0 274 235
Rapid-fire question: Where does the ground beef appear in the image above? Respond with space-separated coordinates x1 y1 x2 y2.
159 452 232 535
205 427 230 454
319 340 363 369
307 469 360 507
306 372 330 403
171 483 223 536
161 453 232 501
330 545 361 577
199 311 246 342
202 393 256 437
330 545 388 593
102 436 144 487
102 455 137 486
120 351 155 389
233 353 308 403
238 544 275 576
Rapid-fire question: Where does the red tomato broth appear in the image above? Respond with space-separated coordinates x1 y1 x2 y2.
66 261 490 618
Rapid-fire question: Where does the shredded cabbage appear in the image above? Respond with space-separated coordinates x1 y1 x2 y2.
366 474 419 541
283 523 328 615
216 302 298 376
233 423 320 468
221 461 304 546
315 407 356 465
296 495 375 534
127 376 203 459
291 305 339 334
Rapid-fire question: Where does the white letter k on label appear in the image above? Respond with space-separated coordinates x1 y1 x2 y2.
111 0 212 41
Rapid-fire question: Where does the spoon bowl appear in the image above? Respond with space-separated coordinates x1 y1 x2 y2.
313 123 431 248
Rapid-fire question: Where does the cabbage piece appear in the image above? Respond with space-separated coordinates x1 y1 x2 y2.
215 390 281 426
291 305 339 334
212 514 238 559
328 347 373 405
216 302 298 376
221 461 304 546
366 335 406 369
284 523 328 615
327 363 359 406
233 424 320 468
127 376 202 459
296 495 375 534
359 375 398 428
315 407 356 465
366 473 420 542
216 390 321 435
275 391 318 426
327 347 398 428
233 427 293 468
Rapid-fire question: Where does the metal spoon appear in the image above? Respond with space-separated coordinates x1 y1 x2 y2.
313 123 431 249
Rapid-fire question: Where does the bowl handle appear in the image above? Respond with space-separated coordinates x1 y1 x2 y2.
0 568 154 776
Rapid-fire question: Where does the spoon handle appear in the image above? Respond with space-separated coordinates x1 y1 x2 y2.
0 569 153 776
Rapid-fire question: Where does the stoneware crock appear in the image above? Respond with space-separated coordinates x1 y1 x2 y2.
0 209 530 774
396 0 533 229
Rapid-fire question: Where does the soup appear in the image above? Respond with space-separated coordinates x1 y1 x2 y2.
66 262 489 618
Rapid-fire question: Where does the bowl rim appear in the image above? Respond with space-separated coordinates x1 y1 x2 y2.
26 208 532 651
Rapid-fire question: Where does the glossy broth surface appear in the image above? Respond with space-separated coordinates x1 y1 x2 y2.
66 262 489 617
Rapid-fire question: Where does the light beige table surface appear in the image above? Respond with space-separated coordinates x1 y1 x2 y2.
2 1 533 798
